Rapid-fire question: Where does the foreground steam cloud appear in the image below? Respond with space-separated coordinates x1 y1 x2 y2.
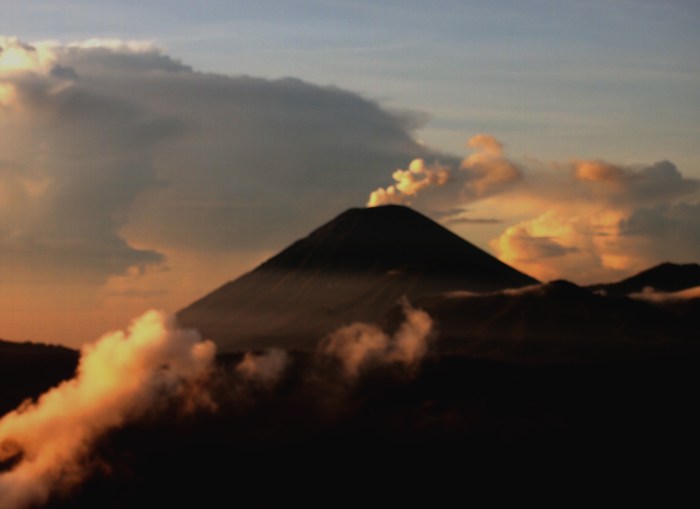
0 311 216 509
0 301 439 508
322 301 434 377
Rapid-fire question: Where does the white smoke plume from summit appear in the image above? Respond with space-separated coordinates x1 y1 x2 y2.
367 159 450 207
367 133 521 207
0 310 216 509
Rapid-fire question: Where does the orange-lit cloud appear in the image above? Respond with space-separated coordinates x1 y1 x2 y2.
460 134 521 198
490 209 627 282
368 133 700 284
467 133 503 155
367 133 520 207
574 160 626 185
367 159 450 206
486 158 700 282
0 311 216 509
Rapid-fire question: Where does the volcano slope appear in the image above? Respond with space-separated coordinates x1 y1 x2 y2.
177 205 537 352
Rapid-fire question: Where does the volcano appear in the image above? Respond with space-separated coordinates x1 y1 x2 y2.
177 205 537 352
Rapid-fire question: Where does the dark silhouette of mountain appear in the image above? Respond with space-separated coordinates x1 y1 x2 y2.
400 280 696 365
177 205 538 352
588 262 700 296
0 339 78 415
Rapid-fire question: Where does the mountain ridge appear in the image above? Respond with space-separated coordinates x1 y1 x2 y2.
588 262 700 296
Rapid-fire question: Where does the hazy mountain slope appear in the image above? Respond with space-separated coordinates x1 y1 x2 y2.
177 205 537 352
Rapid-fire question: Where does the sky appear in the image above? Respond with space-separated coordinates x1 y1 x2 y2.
1 0 699 346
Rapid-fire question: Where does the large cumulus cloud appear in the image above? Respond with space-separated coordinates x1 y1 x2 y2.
0 36 434 285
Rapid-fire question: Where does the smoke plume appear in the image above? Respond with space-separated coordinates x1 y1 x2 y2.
367 159 450 207
0 310 216 509
367 133 520 207
321 300 434 378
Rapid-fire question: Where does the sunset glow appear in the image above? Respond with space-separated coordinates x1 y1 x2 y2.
0 2 698 348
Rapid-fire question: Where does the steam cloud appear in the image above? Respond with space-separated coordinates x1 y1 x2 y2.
367 134 520 207
367 159 450 207
322 300 434 377
236 348 289 386
0 300 434 507
0 311 216 509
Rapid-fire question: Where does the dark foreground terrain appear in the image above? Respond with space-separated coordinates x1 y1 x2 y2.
4 349 698 506
0 340 78 417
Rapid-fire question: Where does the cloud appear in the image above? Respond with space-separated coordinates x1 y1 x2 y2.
367 159 450 206
0 36 434 286
0 310 216 509
629 285 700 303
321 300 434 378
235 348 289 387
619 202 700 264
488 162 700 282
467 133 503 155
443 216 502 225
388 300 434 366
0 37 169 283
365 133 700 283
367 133 520 207
459 134 521 198
493 223 578 264
572 159 699 205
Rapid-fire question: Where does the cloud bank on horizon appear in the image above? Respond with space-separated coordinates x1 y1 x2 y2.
1 35 699 343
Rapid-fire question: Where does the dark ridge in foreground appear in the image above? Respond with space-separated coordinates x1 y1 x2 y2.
588 262 700 296
0 340 78 415
39 352 700 507
178 205 538 353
